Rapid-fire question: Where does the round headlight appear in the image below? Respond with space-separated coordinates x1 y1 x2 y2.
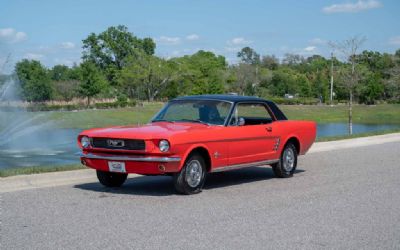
81 136 90 148
159 140 170 152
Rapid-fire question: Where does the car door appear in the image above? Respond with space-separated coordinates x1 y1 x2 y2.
226 102 278 166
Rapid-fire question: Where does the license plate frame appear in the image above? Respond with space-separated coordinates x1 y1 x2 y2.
108 161 126 173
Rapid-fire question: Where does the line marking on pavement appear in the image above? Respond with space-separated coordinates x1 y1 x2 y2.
1 133 399 193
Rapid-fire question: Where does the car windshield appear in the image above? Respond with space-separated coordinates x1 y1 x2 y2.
152 100 232 125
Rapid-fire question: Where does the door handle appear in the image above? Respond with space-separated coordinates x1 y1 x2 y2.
266 127 272 132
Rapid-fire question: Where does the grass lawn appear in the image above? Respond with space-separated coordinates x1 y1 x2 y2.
280 104 400 124
41 103 400 129
47 102 163 129
0 164 85 177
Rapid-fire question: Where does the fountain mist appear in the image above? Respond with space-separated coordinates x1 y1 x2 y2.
0 78 79 169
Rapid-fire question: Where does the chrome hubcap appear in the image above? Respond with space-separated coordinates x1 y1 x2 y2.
185 160 203 188
283 147 295 172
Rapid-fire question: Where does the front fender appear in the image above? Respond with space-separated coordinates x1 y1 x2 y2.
177 143 212 171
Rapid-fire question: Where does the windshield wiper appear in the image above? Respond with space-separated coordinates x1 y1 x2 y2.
174 119 209 125
152 119 173 123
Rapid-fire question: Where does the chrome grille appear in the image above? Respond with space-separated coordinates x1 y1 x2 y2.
91 138 145 150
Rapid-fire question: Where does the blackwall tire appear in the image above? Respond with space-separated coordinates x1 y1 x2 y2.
173 154 206 195
96 170 128 187
272 142 297 178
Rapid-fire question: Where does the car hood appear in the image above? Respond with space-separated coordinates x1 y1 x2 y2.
80 122 212 140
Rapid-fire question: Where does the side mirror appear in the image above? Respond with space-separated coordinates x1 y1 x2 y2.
237 117 245 126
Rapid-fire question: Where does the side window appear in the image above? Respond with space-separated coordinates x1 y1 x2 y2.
229 103 274 126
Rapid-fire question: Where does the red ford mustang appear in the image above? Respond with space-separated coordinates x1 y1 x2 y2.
78 95 316 194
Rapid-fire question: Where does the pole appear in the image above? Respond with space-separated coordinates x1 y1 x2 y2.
330 52 334 106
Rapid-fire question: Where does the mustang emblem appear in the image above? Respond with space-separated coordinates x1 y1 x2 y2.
107 139 125 147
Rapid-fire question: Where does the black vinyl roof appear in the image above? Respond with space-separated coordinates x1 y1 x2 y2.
173 94 268 103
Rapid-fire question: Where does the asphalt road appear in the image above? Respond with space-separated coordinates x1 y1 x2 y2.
1 141 400 250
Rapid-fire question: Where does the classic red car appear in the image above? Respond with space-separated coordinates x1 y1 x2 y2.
78 95 316 194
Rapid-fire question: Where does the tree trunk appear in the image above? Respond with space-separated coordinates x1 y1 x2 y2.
87 96 90 107
349 58 355 135
151 78 169 101
147 84 152 102
349 89 353 135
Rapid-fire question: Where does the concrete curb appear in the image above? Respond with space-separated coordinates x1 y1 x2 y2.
1 133 400 193
308 132 400 154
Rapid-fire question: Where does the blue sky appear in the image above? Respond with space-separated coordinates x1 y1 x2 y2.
1 0 399 72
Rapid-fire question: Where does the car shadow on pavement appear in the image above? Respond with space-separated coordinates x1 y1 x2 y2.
204 167 304 190
74 167 305 197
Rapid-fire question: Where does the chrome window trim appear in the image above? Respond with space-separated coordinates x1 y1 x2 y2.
226 101 277 127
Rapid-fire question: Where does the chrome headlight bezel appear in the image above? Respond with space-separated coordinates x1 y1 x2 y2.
81 136 90 148
159 140 170 152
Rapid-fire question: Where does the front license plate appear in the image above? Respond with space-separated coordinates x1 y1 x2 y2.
108 161 126 173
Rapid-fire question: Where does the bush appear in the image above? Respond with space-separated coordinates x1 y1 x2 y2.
25 99 138 111
268 97 320 105
26 103 80 111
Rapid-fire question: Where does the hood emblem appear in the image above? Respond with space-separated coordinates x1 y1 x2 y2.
107 139 125 147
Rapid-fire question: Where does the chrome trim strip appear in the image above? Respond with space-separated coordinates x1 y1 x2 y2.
77 152 181 162
211 159 279 173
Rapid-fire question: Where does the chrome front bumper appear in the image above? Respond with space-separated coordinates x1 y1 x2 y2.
77 152 181 162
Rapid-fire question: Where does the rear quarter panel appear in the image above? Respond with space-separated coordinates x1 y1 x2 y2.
273 120 317 155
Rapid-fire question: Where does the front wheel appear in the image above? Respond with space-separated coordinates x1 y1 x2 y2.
272 142 297 178
96 170 128 187
173 154 206 195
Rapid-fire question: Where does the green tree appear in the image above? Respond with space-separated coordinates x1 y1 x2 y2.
79 61 107 106
82 25 156 83
50 65 70 81
237 47 260 65
15 59 53 101
174 50 226 95
261 55 279 70
282 53 305 66
305 55 330 102
268 67 298 97
358 72 384 104
117 52 176 101
331 36 366 134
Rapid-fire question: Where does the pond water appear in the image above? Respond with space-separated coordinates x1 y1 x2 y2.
316 123 400 137
0 123 399 170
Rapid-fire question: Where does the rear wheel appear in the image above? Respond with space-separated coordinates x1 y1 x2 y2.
272 142 297 178
173 154 206 195
96 170 128 187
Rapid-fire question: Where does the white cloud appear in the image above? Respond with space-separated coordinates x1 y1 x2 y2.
388 36 400 46
157 36 181 45
60 42 75 49
186 34 199 41
304 46 317 52
23 53 45 60
227 37 252 46
322 0 382 13
0 28 27 43
309 38 327 45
